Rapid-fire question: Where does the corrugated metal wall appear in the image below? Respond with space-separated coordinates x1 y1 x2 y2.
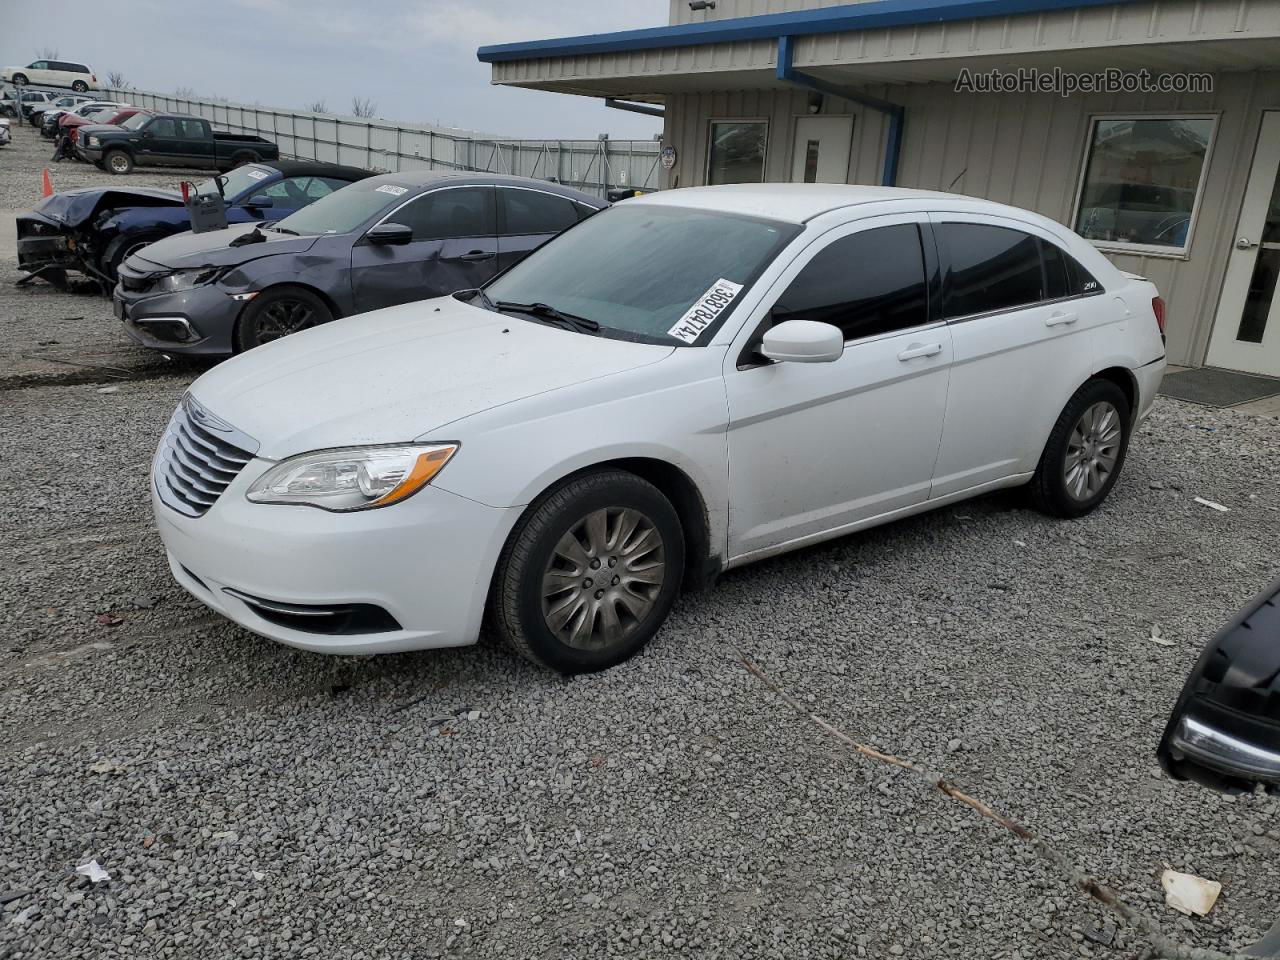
109 90 662 199
664 70 1280 366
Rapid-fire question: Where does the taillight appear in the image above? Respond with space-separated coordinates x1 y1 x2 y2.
1152 296 1166 337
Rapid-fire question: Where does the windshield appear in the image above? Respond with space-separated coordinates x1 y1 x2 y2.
120 112 150 131
272 178 410 236
197 165 273 199
484 204 798 345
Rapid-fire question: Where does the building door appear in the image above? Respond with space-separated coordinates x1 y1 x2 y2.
1206 111 1280 377
790 116 853 184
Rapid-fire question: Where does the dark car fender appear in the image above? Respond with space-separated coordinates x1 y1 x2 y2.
220 252 353 330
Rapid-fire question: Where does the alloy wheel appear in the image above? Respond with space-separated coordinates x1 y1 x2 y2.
540 507 666 650
255 299 316 343
1063 400 1121 501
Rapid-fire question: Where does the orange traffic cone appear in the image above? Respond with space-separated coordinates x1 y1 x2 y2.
41 168 54 198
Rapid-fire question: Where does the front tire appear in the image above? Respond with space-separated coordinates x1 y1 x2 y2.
490 470 685 674
104 149 133 175
234 286 333 352
1029 378 1131 518
12 73 28 86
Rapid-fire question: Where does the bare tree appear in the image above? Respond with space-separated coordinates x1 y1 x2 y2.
174 86 196 99
350 97 377 118
35 47 60 59
305 99 328 114
106 71 127 90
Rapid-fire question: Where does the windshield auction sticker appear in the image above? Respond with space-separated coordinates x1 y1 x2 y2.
375 184 408 196
667 279 744 344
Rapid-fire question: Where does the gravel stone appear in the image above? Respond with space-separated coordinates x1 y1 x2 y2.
3 119 1280 959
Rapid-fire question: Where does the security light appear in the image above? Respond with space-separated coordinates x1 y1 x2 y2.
689 1 716 9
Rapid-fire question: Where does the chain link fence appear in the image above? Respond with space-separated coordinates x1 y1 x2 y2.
107 89 662 199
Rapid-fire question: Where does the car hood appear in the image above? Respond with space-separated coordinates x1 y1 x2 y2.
189 297 675 459
132 223 320 270
30 186 182 228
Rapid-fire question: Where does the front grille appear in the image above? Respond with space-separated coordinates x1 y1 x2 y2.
117 261 159 293
154 395 259 517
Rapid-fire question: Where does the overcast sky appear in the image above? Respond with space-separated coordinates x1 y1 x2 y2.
6 0 667 139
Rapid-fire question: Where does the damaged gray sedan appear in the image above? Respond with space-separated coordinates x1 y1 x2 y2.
114 172 603 355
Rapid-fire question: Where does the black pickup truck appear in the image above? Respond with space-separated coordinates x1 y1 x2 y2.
79 113 279 175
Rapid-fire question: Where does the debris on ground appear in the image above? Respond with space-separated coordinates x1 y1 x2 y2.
1193 496 1230 512
1150 624 1175 647
94 613 123 627
87 759 126 775
1083 921 1116 946
74 861 110 884
1162 869 1222 916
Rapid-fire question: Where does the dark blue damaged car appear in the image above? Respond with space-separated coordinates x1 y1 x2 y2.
112 171 604 356
16 160 372 284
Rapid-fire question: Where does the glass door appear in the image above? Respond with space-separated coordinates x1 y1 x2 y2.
1207 111 1280 377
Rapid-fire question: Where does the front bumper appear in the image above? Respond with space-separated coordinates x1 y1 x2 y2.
16 214 77 273
153 461 519 655
116 281 241 356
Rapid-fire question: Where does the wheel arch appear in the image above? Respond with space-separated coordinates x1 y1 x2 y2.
499 456 718 594
229 281 342 352
1091 365 1138 420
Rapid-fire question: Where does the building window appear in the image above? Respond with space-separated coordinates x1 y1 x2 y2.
1073 116 1216 255
708 121 767 185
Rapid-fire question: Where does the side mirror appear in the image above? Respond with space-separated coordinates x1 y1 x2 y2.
760 319 844 364
1158 575 1280 794
366 222 413 246
141 130 153 138
245 194 273 209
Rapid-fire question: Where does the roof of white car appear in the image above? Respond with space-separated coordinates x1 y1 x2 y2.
628 183 1006 224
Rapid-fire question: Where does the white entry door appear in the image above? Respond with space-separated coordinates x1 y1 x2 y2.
1206 111 1280 377
791 116 854 183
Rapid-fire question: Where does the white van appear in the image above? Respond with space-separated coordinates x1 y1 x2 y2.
2 59 99 93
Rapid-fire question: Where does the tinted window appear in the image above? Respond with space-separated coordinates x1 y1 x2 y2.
501 189 578 235
940 223 1044 318
176 119 206 139
1041 240 1071 300
575 201 600 221
148 117 177 137
1068 257 1103 295
771 224 928 340
396 187 495 241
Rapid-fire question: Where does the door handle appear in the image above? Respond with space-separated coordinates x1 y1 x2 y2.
1045 312 1078 327
896 342 943 361
456 250 495 262
1237 237 1258 250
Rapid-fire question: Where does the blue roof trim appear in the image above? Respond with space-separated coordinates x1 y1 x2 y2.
477 0 1139 63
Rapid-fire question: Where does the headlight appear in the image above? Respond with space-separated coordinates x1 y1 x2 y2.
157 267 222 293
245 444 458 512
86 135 99 146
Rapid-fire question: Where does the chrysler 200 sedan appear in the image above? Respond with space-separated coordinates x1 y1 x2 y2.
151 184 1166 674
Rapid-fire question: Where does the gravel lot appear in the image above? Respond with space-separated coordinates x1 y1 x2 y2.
2 118 1279 960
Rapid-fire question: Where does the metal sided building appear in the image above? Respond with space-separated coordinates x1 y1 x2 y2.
479 0 1280 377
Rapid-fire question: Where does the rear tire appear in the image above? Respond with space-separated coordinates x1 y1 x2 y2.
234 286 333 352
490 470 684 674
104 149 133 175
72 80 88 93
1029 378 1131 518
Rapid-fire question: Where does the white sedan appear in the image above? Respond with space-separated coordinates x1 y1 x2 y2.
151 184 1166 673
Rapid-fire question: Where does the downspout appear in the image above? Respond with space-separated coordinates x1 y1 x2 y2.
605 98 665 118
775 34 904 186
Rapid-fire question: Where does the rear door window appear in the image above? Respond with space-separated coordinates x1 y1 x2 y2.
938 223 1044 319
770 223 930 340
500 189 579 236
